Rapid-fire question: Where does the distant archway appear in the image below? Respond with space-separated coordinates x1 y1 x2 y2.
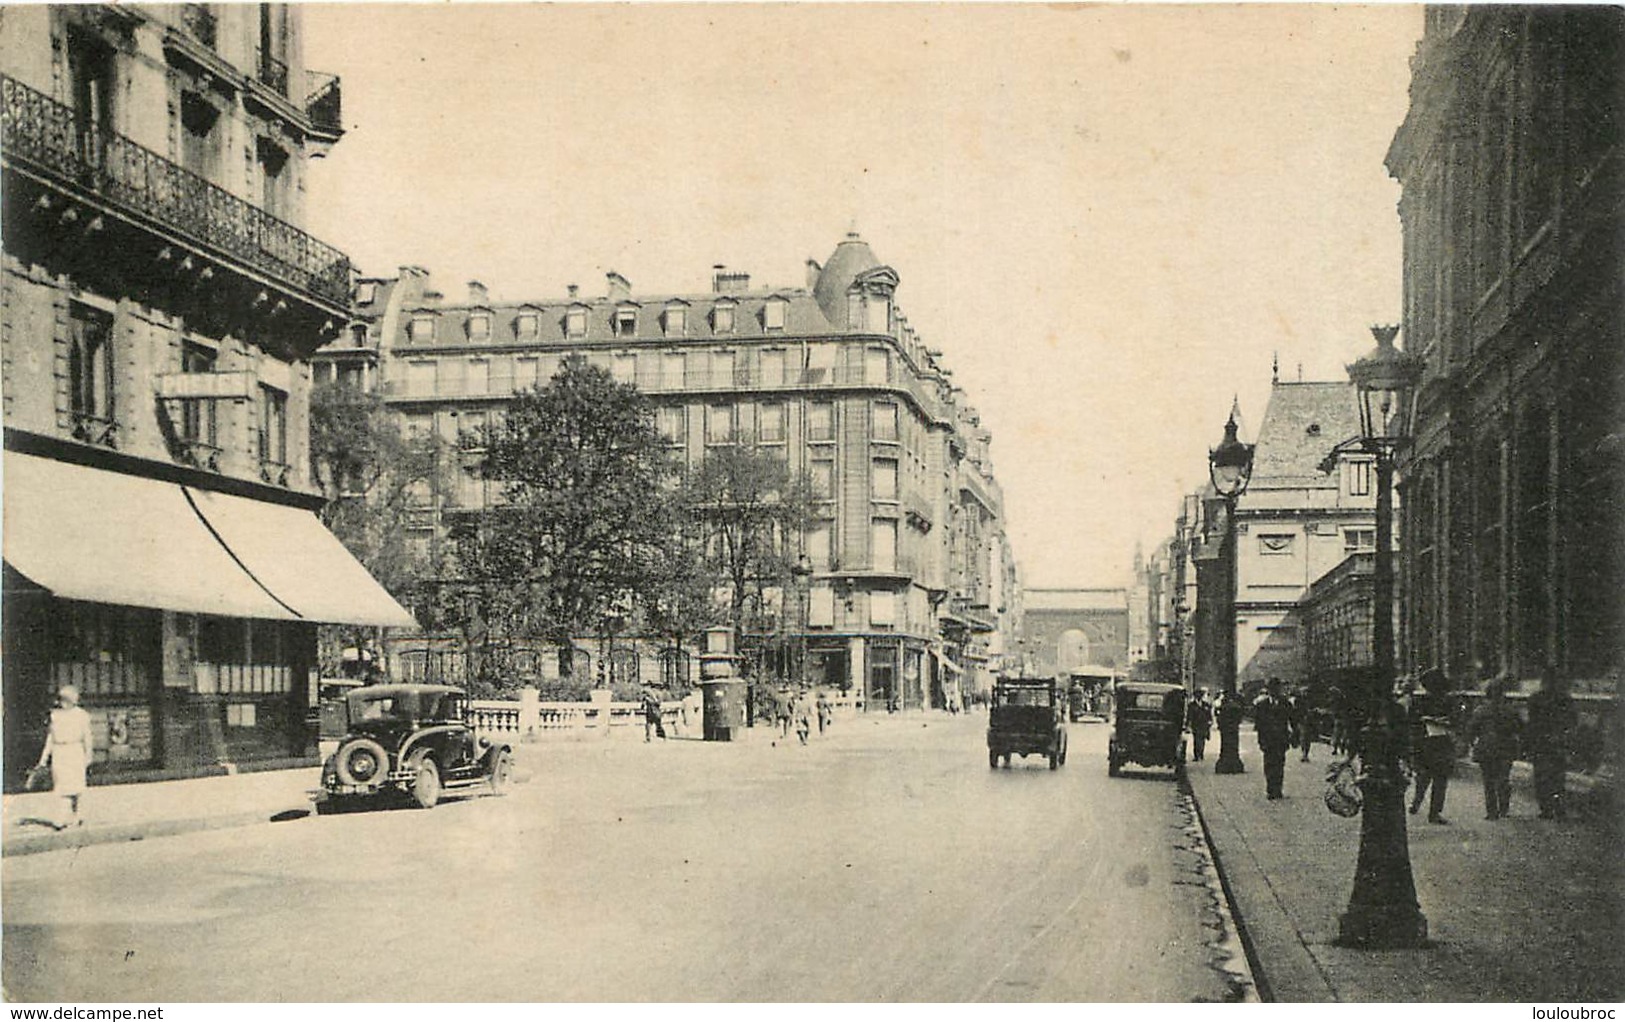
1057 629 1091 673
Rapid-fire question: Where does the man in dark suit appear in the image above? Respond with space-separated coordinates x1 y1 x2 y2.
1253 677 1293 800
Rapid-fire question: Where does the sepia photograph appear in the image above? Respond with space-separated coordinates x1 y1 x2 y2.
0 0 1620 1007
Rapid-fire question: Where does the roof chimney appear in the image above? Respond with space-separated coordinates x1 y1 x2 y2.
467 280 488 305
712 265 750 293
606 271 631 301
806 258 822 289
567 284 579 300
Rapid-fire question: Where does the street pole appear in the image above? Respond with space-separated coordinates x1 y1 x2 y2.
1336 444 1427 946
1214 492 1245 773
1208 414 1252 775
1336 323 1427 948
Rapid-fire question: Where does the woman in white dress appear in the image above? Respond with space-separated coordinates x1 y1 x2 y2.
35 684 94 830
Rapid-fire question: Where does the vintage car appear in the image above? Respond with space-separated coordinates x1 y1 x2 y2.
316 684 513 811
987 677 1068 770
1107 681 1187 778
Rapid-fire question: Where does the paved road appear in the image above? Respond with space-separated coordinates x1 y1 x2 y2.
3 714 1249 1002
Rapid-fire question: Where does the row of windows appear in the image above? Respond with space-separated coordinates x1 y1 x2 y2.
405 291 899 346
68 303 288 470
396 345 905 398
410 299 785 345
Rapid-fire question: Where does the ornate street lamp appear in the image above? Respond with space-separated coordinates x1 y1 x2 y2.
790 553 813 690
1337 323 1428 949
1208 412 1254 774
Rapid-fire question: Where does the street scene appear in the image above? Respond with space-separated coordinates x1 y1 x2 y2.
2 1 1622 1007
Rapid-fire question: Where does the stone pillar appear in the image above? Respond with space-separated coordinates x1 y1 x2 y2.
519 686 539 741
589 687 613 738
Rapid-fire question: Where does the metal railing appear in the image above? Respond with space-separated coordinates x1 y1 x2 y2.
1 73 352 308
256 53 288 96
181 4 217 48
304 71 342 134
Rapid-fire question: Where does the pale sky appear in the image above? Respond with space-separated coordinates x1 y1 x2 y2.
303 2 1423 589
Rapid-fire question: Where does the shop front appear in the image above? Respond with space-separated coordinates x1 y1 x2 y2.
2 452 416 787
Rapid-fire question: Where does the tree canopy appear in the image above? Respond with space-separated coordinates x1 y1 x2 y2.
469 356 676 654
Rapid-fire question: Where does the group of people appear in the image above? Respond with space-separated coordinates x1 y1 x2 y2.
773 687 833 745
1235 668 1578 821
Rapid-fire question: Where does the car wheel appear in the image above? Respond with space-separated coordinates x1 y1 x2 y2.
1002 754 1011 768
488 749 513 796
1049 750 1059 770
1108 743 1121 778
1059 732 1069 766
989 748 999 770
410 754 441 809
334 738 389 788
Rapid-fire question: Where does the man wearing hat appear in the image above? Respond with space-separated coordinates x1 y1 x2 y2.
1408 668 1457 824
1253 678 1293 800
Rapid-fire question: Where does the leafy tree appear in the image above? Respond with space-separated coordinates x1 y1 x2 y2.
308 383 436 669
681 445 815 668
471 356 676 675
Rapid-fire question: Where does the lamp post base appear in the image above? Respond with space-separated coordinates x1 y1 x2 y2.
1336 728 1428 950
1336 903 1429 949
1215 724 1246 774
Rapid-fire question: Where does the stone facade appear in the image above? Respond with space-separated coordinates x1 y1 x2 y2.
314 234 1020 708
1 4 408 786
1386 7 1623 707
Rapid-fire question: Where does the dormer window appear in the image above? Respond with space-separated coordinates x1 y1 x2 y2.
868 296 891 333
763 298 787 332
664 306 686 337
565 307 587 339
515 311 539 339
355 281 377 305
613 306 638 338
713 302 736 334
409 314 436 344
468 312 491 341
349 323 368 348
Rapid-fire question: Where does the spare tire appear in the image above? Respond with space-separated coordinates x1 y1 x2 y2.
335 737 390 787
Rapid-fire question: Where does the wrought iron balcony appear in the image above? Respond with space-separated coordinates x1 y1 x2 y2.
304 71 342 137
181 4 217 48
257 53 289 96
1 73 352 310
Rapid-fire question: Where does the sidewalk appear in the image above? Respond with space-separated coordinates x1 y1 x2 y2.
3 765 324 857
1187 735 1623 1002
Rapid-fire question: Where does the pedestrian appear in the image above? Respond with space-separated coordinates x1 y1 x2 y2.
1527 670 1574 820
1185 689 1212 762
774 686 792 738
1408 668 1456 824
34 684 94 830
816 690 832 734
642 688 666 742
1296 690 1316 762
1253 678 1293 800
1468 676 1521 820
793 691 812 745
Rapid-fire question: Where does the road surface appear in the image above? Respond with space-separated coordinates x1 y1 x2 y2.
3 713 1250 1001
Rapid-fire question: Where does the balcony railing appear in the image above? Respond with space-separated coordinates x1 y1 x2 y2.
257 53 289 96
181 4 217 48
304 71 342 135
1 73 352 308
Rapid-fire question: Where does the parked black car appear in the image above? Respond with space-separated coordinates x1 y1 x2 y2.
987 677 1068 770
1107 681 1186 778
317 684 513 811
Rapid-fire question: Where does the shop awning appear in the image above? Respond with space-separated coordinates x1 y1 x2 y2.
2 452 297 620
185 487 418 629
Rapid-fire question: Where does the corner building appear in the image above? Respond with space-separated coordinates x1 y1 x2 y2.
318 233 1020 707
1 4 415 787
